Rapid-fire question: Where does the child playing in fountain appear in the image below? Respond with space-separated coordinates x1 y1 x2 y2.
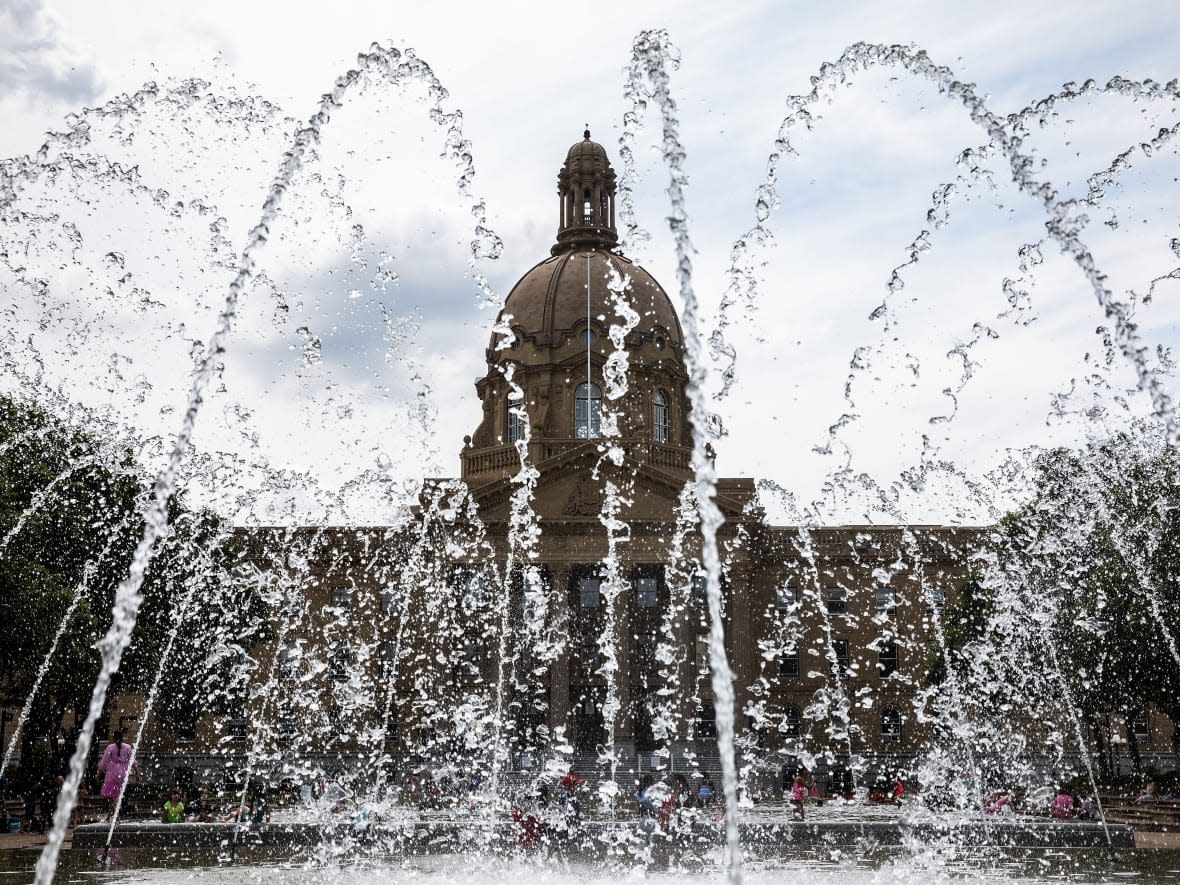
553 772 583 842
789 774 807 820
162 790 184 823
697 777 715 807
805 770 823 806
1051 787 1075 820
97 729 136 820
510 787 546 851
636 774 657 821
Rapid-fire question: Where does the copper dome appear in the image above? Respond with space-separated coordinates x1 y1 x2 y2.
565 133 610 165
491 248 683 354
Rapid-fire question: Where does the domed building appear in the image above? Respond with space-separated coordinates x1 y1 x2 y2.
110 132 1018 796
426 131 985 777
453 131 765 767
463 129 691 483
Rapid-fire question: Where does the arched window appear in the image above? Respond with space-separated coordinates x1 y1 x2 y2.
507 393 524 444
881 707 902 743
574 382 601 438
653 389 670 443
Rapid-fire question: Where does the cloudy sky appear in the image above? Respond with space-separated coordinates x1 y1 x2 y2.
2 0 1178 525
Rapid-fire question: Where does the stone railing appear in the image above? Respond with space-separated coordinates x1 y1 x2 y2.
462 437 694 479
647 440 692 472
460 444 519 477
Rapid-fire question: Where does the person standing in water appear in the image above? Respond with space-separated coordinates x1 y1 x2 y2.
789 774 807 821
96 729 135 820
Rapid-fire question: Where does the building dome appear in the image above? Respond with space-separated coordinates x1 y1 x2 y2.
464 131 689 463
492 248 683 355
565 133 610 165
485 129 682 356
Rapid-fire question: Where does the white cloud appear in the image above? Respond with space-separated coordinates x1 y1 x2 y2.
0 0 100 101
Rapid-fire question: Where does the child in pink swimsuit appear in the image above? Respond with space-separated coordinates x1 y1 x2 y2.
790 774 807 820
97 730 135 818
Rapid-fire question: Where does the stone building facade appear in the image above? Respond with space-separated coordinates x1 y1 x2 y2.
45 132 1179 794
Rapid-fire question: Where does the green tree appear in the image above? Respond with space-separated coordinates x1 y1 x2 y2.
0 394 266 789
934 426 1180 780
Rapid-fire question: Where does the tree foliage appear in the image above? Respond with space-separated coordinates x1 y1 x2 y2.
929 424 1180 777
0 394 267 786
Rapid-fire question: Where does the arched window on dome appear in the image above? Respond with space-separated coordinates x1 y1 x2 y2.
653 389 670 444
583 189 593 224
507 392 524 444
574 382 601 439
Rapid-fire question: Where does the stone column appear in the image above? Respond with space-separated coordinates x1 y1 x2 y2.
615 574 633 744
728 557 755 732
548 561 572 738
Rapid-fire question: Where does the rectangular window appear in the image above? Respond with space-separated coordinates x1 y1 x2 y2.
779 651 799 678
825 586 847 615
636 577 659 608
379 640 397 669
380 588 400 616
175 718 197 744
329 642 350 681
331 586 353 610
780 708 801 739
573 632 599 668
925 587 946 614
653 392 670 444
874 586 895 616
775 585 797 612
1130 710 1150 741
635 631 659 669
877 639 898 678
575 384 602 438
695 636 711 675
831 638 850 676
693 574 709 607
328 707 345 738
277 715 296 745
456 568 493 611
579 577 601 608
507 394 524 444
226 711 247 742
277 643 299 681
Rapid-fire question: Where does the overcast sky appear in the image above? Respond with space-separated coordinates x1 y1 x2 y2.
2 0 1178 526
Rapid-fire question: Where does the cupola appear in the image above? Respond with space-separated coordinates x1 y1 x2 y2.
553 128 618 254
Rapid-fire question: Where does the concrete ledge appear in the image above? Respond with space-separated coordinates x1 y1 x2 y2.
744 819 1132 848
70 818 1134 852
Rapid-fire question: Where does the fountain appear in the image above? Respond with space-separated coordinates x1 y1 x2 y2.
0 25 1178 885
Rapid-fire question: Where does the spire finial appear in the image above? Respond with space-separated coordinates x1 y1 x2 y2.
583 125 590 140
